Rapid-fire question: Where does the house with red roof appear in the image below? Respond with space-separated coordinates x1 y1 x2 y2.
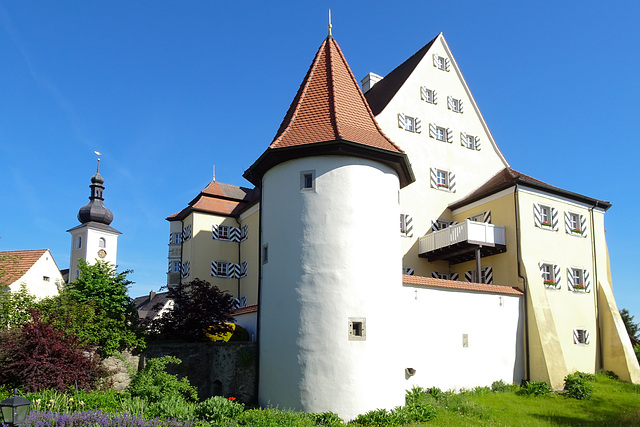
165 28 638 420
0 249 62 299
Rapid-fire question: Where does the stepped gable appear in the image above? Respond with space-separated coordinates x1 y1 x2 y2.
450 168 611 210
364 35 438 116
244 35 414 188
0 249 47 285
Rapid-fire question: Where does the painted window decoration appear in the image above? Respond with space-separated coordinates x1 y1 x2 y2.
398 113 421 133
465 267 493 284
169 232 183 245
211 260 248 279
469 211 491 224
431 219 457 232
539 262 561 289
402 266 415 275
429 123 453 143
430 168 456 192
565 211 587 237
573 328 590 345
180 260 190 279
447 96 464 113
182 225 192 242
433 54 450 71
567 267 591 292
431 271 459 280
212 224 248 242
460 132 481 151
400 213 413 237
533 203 558 230
420 86 437 104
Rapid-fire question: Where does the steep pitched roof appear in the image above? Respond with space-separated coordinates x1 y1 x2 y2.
0 249 47 286
244 36 414 188
364 35 438 116
449 168 611 211
167 180 258 220
403 274 523 296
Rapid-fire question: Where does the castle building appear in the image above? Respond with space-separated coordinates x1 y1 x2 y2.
167 30 639 420
67 160 120 280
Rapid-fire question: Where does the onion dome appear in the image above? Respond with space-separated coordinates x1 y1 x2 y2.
77 171 114 225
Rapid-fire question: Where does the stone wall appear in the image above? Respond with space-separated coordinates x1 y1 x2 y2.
102 349 141 391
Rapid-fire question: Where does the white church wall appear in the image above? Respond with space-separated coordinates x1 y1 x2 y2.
259 155 405 421
401 285 524 390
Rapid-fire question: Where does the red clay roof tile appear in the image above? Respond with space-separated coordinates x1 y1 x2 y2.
403 274 523 296
0 249 48 286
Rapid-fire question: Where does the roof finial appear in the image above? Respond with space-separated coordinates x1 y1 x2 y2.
94 151 101 173
328 9 332 38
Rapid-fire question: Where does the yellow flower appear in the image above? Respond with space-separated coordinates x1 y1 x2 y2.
69 398 74 402
79 401 85 406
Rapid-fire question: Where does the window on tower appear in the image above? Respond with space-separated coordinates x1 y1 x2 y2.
99 237 106 248
76 236 82 249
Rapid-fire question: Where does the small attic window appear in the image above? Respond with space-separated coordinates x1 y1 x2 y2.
300 170 315 191
348 317 366 341
43 276 50 282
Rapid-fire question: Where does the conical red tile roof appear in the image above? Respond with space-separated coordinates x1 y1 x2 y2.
244 36 414 187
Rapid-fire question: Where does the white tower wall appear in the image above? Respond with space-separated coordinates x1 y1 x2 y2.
259 155 405 421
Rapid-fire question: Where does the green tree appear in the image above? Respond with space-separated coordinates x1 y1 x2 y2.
620 308 639 340
39 260 145 356
0 283 37 329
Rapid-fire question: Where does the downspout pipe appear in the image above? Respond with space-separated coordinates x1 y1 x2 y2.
514 183 530 381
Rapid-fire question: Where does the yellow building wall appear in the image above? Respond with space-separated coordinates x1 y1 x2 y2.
239 204 260 306
450 190 518 286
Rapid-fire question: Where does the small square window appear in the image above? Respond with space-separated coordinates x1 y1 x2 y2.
540 205 552 227
422 87 434 103
43 276 50 282
450 98 462 112
436 170 449 188
348 317 366 341
172 261 181 273
568 213 582 234
570 268 586 291
540 263 559 288
435 126 446 141
213 261 231 278
463 134 476 149
469 213 484 222
300 170 315 191
574 328 589 345
435 55 446 70
218 225 232 240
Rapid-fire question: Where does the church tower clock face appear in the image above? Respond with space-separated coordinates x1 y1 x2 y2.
98 249 107 258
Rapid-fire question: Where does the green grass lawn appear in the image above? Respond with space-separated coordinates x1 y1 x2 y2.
411 374 640 426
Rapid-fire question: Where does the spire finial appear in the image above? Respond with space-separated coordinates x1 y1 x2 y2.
328 9 332 37
94 151 101 173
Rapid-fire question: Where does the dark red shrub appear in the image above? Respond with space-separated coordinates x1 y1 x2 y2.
0 310 106 392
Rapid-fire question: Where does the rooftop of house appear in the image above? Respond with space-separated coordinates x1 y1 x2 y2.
364 35 438 116
403 274 523 296
167 180 259 220
0 249 49 286
133 291 172 321
244 34 414 187
450 167 611 211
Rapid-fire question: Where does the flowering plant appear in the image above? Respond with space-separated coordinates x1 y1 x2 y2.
541 221 552 227
573 283 586 290
437 183 449 188
544 280 557 286
571 228 582 234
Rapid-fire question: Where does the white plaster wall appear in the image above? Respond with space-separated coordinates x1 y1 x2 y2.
234 311 257 341
69 226 119 281
9 250 61 299
259 155 405 421
402 286 524 390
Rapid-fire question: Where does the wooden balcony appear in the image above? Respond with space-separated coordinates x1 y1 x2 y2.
419 220 507 264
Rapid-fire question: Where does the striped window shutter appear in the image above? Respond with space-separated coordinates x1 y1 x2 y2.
432 53 439 67
403 267 415 275
420 86 428 101
211 261 218 277
483 211 492 224
169 233 173 244
567 268 575 291
564 212 572 234
460 132 467 147
533 204 542 228
233 261 248 279
181 261 190 279
554 265 562 287
212 224 219 240
551 207 559 231
431 220 439 232
484 267 493 284
401 214 413 237
430 168 437 188
433 90 438 104
475 136 481 151
447 96 453 110
429 123 436 138
431 271 439 278
398 113 406 129
580 215 588 238
415 118 422 134
182 225 192 242
458 100 464 113
450 272 459 281
448 172 456 193
584 270 591 293
465 270 473 282
241 225 249 241
445 58 451 71
446 128 453 143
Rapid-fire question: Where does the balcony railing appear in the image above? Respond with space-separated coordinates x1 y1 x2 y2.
419 220 506 264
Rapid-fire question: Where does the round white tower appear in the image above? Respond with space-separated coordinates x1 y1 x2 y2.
244 34 414 421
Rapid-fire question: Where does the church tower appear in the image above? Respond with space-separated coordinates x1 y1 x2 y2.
244 28 414 421
67 159 121 281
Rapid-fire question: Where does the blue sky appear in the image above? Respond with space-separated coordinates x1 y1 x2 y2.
1 2 639 317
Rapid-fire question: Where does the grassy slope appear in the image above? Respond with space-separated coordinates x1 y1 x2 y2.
415 375 640 426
